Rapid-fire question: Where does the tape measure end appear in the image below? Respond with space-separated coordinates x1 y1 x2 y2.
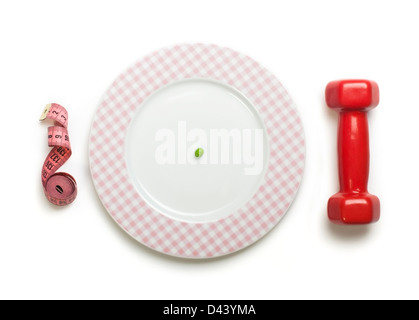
39 103 52 121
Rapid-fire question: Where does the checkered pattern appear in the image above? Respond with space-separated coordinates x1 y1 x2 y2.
89 44 305 258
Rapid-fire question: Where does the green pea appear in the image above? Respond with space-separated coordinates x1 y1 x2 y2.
195 148 204 158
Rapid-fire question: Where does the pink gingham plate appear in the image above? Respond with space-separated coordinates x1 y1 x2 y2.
89 44 305 258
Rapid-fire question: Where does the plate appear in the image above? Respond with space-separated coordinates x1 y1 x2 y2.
89 44 305 258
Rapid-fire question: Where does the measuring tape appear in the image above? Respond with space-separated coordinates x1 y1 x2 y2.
40 103 77 206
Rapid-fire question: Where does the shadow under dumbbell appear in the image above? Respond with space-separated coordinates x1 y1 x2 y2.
326 220 370 239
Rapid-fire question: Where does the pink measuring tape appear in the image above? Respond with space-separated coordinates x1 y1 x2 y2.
40 103 77 206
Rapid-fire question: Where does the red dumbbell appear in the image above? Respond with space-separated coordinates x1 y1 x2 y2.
326 79 380 225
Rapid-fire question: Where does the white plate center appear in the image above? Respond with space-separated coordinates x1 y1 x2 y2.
126 79 268 223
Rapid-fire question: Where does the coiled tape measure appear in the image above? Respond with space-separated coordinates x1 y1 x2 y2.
40 103 77 206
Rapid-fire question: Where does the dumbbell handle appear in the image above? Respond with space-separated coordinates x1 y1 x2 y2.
337 112 370 193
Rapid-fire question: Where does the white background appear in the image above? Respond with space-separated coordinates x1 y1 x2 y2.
0 0 418 300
